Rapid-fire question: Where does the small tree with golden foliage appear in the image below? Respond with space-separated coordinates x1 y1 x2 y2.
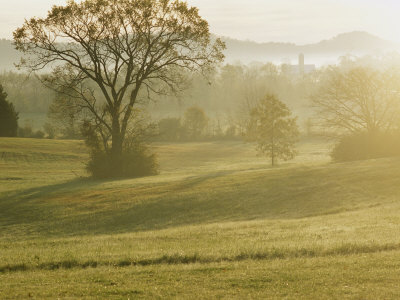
246 94 299 166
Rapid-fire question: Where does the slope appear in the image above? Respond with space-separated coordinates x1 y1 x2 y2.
1 138 400 299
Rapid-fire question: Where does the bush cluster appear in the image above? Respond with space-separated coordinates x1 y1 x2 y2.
87 146 159 179
331 132 400 162
81 120 159 179
18 125 45 139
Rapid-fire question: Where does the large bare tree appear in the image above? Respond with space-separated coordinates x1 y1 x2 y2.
312 66 400 135
14 0 225 169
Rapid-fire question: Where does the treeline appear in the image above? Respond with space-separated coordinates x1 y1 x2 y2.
1 61 314 117
0 61 317 140
157 106 239 142
151 62 316 121
4 54 400 164
42 104 240 142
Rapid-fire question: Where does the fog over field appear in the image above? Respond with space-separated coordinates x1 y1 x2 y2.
1 0 400 299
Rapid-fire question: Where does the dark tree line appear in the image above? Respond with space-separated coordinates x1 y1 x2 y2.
0 84 18 137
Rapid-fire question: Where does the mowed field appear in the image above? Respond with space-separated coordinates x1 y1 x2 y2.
1 138 400 299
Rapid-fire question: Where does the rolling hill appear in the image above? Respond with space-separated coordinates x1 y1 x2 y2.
1 138 400 298
223 31 400 65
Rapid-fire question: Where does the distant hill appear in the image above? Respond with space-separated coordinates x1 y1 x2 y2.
0 31 399 71
223 31 400 65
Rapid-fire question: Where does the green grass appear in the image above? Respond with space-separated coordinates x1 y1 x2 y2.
1 137 400 299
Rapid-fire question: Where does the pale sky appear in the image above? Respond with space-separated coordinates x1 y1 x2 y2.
1 0 400 44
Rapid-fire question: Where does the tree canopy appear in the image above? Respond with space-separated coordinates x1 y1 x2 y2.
312 66 400 135
246 94 299 166
14 0 225 177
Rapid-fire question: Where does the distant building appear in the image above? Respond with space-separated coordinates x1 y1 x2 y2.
281 54 315 75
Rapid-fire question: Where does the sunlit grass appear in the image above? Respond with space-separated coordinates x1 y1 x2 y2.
1 137 399 299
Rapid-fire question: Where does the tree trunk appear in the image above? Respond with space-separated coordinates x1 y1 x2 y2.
111 132 123 158
271 145 275 166
271 119 275 167
111 116 123 175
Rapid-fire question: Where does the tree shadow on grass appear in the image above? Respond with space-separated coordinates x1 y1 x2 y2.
64 164 400 238
1 177 98 203
0 170 244 237
2 161 397 239
0 177 107 228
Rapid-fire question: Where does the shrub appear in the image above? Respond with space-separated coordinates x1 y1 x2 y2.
18 124 45 139
18 125 33 138
86 145 159 179
43 122 57 139
331 132 400 162
82 119 159 179
32 130 45 139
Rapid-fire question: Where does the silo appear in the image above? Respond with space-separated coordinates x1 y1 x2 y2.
299 53 305 75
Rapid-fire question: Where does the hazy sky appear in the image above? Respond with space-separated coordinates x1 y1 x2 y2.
1 0 400 44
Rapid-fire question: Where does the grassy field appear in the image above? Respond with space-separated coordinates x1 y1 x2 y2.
1 137 400 299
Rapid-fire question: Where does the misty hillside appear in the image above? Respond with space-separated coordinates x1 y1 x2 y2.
0 32 399 71
224 31 400 65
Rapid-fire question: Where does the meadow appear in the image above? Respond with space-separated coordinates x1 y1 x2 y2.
1 137 400 299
